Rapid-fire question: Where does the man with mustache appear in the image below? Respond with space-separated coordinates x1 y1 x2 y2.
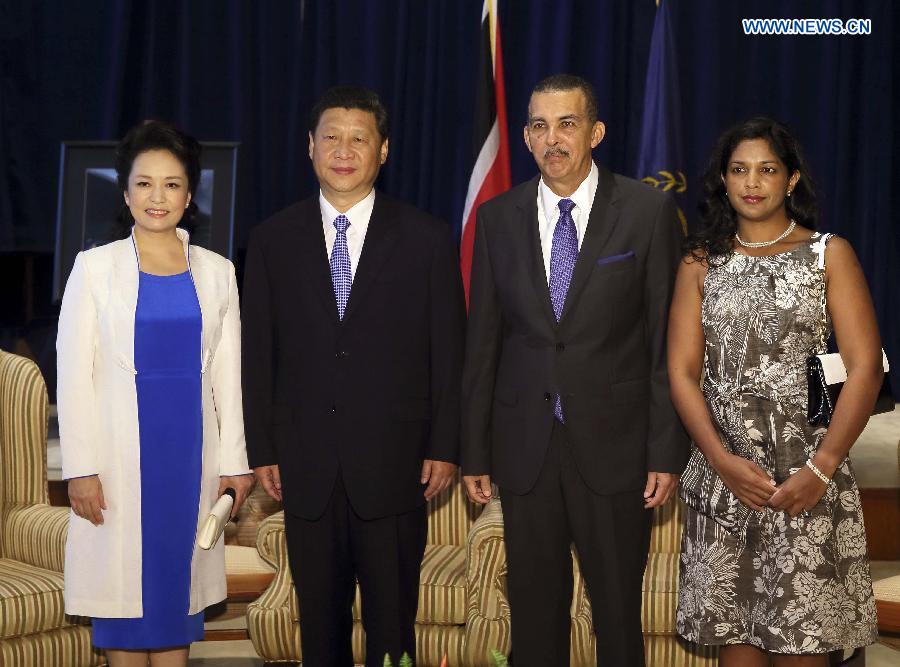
461 74 688 665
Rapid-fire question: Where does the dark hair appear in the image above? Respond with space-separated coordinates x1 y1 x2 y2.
685 116 818 264
531 74 599 122
309 86 390 140
112 120 202 239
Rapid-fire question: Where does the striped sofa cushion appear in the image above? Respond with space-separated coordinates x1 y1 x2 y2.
427 473 482 547
0 624 105 667
641 552 680 634
570 550 682 636
0 350 49 512
570 633 719 667
649 498 684 554
415 544 467 625
0 558 71 639
571 610 718 667
3 505 69 573
349 544 467 626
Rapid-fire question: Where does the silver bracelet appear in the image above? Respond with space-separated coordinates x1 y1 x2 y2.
806 459 831 485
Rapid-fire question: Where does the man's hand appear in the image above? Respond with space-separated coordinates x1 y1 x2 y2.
421 460 456 501
644 472 679 508
218 474 256 518
462 474 493 505
68 475 107 525
768 467 829 518
254 465 282 502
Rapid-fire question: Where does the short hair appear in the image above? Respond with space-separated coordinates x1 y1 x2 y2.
531 74 599 122
115 120 201 196
113 120 202 236
309 86 390 140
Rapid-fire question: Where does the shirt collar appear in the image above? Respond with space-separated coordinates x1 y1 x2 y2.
319 188 376 232
539 161 598 223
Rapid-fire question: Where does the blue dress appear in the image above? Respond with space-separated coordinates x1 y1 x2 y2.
92 271 205 649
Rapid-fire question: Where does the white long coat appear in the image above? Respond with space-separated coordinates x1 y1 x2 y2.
57 229 251 617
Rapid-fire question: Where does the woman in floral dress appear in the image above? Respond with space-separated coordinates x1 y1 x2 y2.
667 117 881 666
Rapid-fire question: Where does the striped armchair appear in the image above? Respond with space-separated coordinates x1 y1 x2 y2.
568 499 718 666
248 478 510 666
246 479 717 666
456 496 718 666
0 350 104 666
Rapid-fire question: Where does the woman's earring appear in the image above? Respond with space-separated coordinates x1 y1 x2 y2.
786 190 793 197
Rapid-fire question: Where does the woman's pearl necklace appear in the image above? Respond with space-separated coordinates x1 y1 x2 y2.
735 220 796 248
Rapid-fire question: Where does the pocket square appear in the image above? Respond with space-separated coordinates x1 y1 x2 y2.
595 251 635 266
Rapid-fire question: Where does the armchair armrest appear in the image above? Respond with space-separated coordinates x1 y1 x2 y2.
2 504 70 573
246 511 301 661
253 510 286 569
463 498 511 666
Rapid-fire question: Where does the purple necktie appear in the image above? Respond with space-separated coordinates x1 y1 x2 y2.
548 198 577 421
330 214 351 319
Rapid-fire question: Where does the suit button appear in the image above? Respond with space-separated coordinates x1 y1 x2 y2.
335 351 348 358
556 342 565 352
543 392 552 401
330 405 337 414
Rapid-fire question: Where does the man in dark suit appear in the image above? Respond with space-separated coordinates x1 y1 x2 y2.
242 86 465 667
461 74 688 666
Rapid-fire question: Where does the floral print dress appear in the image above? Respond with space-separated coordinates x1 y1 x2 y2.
676 233 878 653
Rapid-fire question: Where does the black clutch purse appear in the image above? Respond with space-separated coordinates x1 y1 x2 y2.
807 351 893 427
806 234 894 426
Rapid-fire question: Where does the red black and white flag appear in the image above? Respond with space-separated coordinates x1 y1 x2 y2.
460 0 511 307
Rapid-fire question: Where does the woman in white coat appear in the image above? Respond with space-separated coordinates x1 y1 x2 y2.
57 120 254 667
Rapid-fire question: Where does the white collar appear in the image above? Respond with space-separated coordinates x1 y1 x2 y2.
129 226 192 274
538 161 598 224
319 188 376 231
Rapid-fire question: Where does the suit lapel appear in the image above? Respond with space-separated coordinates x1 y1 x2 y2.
559 167 621 323
111 237 139 373
295 198 340 323
515 177 556 327
186 244 216 372
342 192 399 323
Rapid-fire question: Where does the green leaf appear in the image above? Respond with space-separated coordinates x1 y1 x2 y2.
399 653 414 667
383 654 393 667
490 649 509 667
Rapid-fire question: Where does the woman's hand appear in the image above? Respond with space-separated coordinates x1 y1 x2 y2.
218 474 256 519
713 453 776 512
767 467 829 518
68 475 106 526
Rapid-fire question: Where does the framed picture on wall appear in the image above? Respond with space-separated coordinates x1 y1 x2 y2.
52 141 238 301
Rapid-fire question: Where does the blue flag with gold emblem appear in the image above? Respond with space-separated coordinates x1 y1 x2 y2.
637 0 687 233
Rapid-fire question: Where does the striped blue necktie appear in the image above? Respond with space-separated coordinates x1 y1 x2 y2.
331 214 351 319
548 198 578 422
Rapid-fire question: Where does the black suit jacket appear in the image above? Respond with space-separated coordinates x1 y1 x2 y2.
461 167 689 495
242 192 465 520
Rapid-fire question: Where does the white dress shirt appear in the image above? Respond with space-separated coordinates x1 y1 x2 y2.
536 161 599 281
319 188 376 281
